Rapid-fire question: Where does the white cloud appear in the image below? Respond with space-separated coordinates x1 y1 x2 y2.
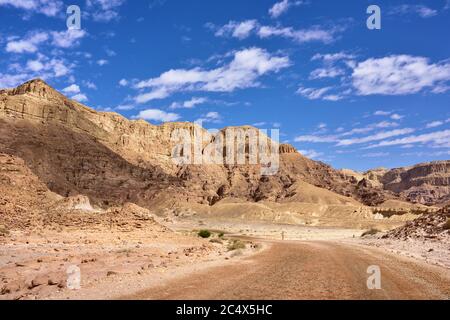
86 0 126 22
336 128 415 146
62 84 81 94
311 52 356 63
352 55 450 95
426 121 444 128
135 109 180 122
71 93 88 102
97 59 109 66
390 113 404 120
0 73 31 88
0 0 63 17
296 86 343 101
373 110 392 116
390 4 438 18
6 32 48 53
361 152 390 158
51 29 86 48
115 104 135 111
170 97 207 109
23 55 73 78
309 67 344 79
367 130 450 148
269 0 304 18
196 111 222 124
258 25 336 44
26 59 44 72
212 20 339 44
83 81 97 89
134 48 290 103
6 29 86 54
294 122 411 147
214 20 258 39
298 149 323 159
119 79 128 86
294 135 337 143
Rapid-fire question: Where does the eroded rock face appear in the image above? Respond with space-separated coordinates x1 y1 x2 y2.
361 162 450 206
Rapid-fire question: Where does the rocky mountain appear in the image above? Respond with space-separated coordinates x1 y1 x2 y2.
341 162 450 206
0 79 448 215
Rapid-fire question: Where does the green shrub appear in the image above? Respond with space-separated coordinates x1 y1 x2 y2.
218 232 225 238
198 230 211 238
227 240 246 251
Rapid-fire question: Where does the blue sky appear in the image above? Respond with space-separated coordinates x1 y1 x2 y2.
0 0 449 171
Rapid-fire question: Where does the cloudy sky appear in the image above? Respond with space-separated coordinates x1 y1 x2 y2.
0 0 449 171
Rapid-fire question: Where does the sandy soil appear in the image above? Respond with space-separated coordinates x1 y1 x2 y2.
124 240 450 300
2 217 449 300
171 217 363 241
355 238 450 269
0 227 262 300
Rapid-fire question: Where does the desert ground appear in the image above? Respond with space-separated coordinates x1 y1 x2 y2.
1 214 449 300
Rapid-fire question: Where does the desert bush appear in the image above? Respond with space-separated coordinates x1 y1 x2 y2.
361 228 381 237
227 239 246 251
218 232 225 238
198 230 211 238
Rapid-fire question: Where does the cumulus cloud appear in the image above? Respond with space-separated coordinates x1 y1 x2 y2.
311 52 356 63
258 25 336 44
170 97 208 109
0 0 64 17
6 29 86 54
86 0 126 22
62 84 81 94
296 86 343 101
6 32 48 53
389 4 438 18
336 128 415 146
214 20 258 39
51 29 86 48
294 122 413 147
134 48 290 103
71 93 88 102
97 59 109 66
367 130 450 148
196 111 221 124
135 109 180 122
373 110 392 116
298 149 323 159
309 67 344 79
269 0 304 18
352 55 450 95
0 73 31 88
61 83 88 102
426 121 444 128
211 20 339 44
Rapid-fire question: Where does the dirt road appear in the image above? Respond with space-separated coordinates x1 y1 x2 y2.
125 241 450 300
